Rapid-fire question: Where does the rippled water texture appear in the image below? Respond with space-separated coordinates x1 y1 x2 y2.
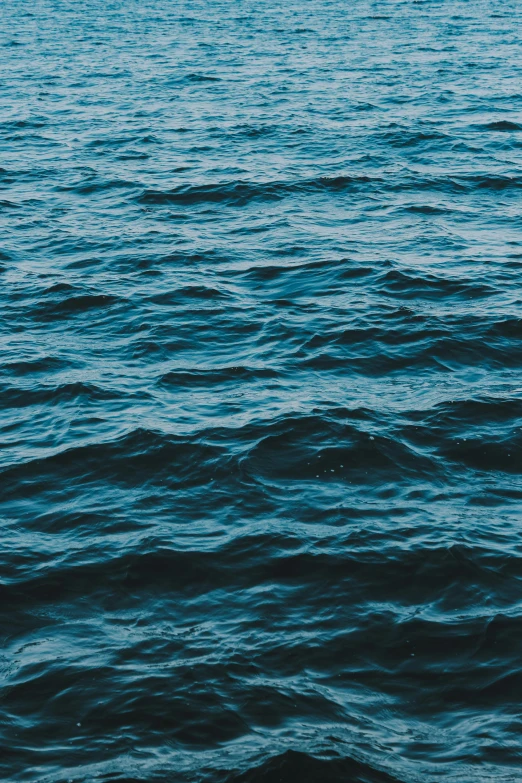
2 1 522 781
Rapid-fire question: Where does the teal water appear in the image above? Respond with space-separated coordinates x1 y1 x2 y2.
1 2 522 781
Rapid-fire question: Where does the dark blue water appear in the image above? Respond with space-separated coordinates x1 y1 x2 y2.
2 1 522 781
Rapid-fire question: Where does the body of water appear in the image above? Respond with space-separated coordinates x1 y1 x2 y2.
1 1 522 781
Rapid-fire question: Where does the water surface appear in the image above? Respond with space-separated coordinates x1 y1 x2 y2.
1 1 522 781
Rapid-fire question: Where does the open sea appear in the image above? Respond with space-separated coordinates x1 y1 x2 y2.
1 1 522 781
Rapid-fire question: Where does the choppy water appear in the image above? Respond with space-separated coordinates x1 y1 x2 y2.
2 1 522 781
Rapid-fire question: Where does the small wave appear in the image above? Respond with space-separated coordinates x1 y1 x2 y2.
158 365 278 388
242 411 436 482
404 204 450 214
1 381 120 409
228 750 402 783
378 268 496 299
0 356 69 376
381 128 448 147
3 116 48 129
480 120 522 132
138 175 376 207
476 175 522 190
441 437 521 474
55 178 137 195
185 72 222 83
147 286 232 305
28 293 124 320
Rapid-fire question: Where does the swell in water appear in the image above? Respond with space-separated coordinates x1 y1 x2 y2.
1 1 522 781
